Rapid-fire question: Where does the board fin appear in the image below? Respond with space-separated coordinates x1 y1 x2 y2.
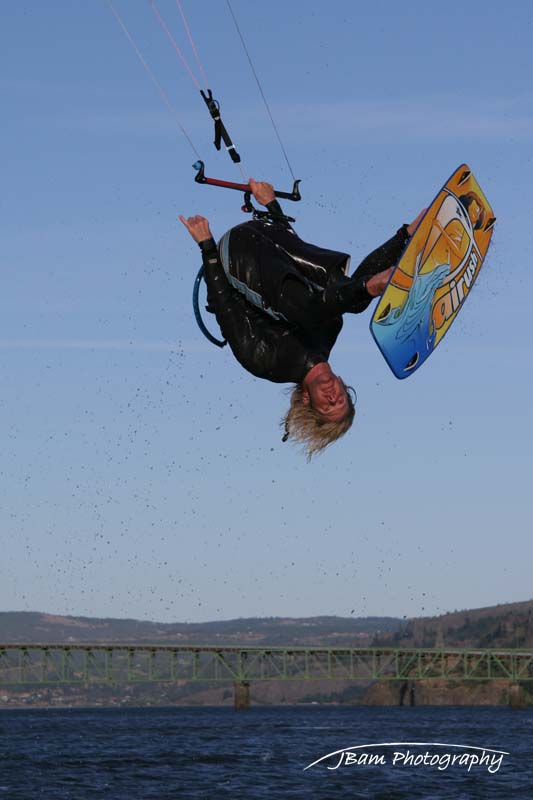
376 302 392 322
404 352 419 371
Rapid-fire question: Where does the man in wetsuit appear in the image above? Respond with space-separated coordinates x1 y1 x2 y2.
180 181 423 458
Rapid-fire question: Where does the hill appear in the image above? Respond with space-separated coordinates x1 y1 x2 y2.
373 598 533 649
0 611 401 647
3 598 533 649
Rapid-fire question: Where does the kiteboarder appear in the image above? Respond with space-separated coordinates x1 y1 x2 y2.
180 182 423 458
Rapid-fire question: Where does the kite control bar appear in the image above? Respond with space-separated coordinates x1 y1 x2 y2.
193 160 301 203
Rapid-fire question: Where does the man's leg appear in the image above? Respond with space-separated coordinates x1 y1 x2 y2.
350 226 410 284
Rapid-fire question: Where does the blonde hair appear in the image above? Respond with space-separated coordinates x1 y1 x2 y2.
282 382 356 461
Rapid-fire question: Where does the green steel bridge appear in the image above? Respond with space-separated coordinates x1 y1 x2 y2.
1 644 532 691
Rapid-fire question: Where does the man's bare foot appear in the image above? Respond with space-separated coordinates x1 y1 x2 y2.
366 266 395 297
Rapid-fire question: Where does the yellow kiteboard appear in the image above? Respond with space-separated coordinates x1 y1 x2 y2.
370 165 496 378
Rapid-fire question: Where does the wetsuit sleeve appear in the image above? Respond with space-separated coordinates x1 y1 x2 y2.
199 237 240 316
198 238 308 382
277 225 411 330
266 199 294 230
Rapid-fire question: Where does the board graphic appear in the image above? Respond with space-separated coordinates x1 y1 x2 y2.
370 164 495 379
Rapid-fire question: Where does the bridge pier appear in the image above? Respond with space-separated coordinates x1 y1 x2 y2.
508 683 526 709
399 681 416 706
234 681 250 710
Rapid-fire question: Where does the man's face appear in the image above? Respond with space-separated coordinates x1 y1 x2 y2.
306 372 349 422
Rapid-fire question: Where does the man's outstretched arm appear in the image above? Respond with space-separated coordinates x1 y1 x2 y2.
179 214 248 328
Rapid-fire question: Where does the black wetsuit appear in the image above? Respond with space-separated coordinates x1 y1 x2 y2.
199 204 410 383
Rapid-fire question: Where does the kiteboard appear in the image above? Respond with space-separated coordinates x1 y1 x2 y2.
370 164 496 379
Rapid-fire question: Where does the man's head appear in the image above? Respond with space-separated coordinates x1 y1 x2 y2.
282 363 356 460
301 364 350 422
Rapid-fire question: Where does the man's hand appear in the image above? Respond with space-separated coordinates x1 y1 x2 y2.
249 178 275 206
179 214 213 244
366 267 394 297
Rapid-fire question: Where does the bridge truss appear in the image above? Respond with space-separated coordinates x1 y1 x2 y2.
1 644 532 686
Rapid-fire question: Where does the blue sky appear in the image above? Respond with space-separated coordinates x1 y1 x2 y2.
1 1 532 623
